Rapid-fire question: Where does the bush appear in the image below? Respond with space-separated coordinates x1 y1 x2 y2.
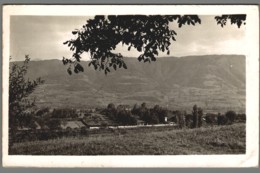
151 105 168 124
105 106 117 121
217 113 228 125
48 119 61 130
198 107 203 127
225 111 236 124
175 110 185 128
236 113 246 123
205 114 218 125
116 110 137 125
184 114 193 128
107 103 116 110
80 127 89 136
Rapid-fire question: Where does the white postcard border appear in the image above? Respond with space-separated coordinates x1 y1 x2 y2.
2 5 259 167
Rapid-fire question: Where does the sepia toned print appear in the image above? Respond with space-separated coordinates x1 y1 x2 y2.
2 5 259 167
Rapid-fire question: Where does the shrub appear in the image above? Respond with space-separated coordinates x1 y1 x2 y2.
48 119 61 130
217 113 228 125
198 107 203 127
107 103 116 110
236 113 246 123
184 114 193 128
175 110 185 128
205 114 218 125
192 104 198 128
116 110 137 125
151 105 168 124
225 111 236 124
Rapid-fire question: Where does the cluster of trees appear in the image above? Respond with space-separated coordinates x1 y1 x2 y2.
217 110 237 125
132 103 168 124
205 110 237 126
15 113 38 130
105 103 137 125
104 103 240 127
105 102 169 125
171 105 203 129
169 105 238 128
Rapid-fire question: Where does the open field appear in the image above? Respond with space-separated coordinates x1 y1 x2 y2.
10 123 245 155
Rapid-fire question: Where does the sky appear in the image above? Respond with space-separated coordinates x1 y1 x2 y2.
10 15 246 61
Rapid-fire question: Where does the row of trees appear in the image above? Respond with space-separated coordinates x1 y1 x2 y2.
132 103 168 124
105 103 137 125
104 102 238 128
105 102 168 125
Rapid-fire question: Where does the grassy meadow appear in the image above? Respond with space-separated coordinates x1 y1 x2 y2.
10 123 245 155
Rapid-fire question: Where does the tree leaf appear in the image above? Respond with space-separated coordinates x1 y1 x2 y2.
113 64 117 70
122 63 127 69
101 64 104 70
72 31 78 35
138 55 144 61
74 67 79 73
76 64 84 72
151 56 156 61
67 68 72 75
93 64 98 70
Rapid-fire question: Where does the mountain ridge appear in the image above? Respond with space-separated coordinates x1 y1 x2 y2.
15 54 245 112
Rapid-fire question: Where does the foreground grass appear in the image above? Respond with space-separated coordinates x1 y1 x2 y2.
10 123 245 155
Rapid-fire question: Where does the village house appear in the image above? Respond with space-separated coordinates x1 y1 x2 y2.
60 121 86 130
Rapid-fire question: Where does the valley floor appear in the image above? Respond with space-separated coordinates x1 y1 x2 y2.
9 123 245 155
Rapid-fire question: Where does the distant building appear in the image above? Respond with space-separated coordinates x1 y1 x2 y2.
117 104 132 111
61 121 86 129
164 117 168 122
35 122 41 130
136 120 145 126
17 122 42 131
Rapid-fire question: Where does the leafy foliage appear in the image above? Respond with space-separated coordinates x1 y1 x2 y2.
131 103 168 125
215 15 246 28
48 119 61 130
116 109 137 125
9 55 44 106
151 105 168 123
105 104 137 125
63 15 201 74
225 110 237 124
9 55 44 145
63 14 246 75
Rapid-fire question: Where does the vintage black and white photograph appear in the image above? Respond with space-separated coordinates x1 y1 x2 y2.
2 5 259 167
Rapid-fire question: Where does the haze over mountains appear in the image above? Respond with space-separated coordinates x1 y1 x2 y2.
22 54 245 112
